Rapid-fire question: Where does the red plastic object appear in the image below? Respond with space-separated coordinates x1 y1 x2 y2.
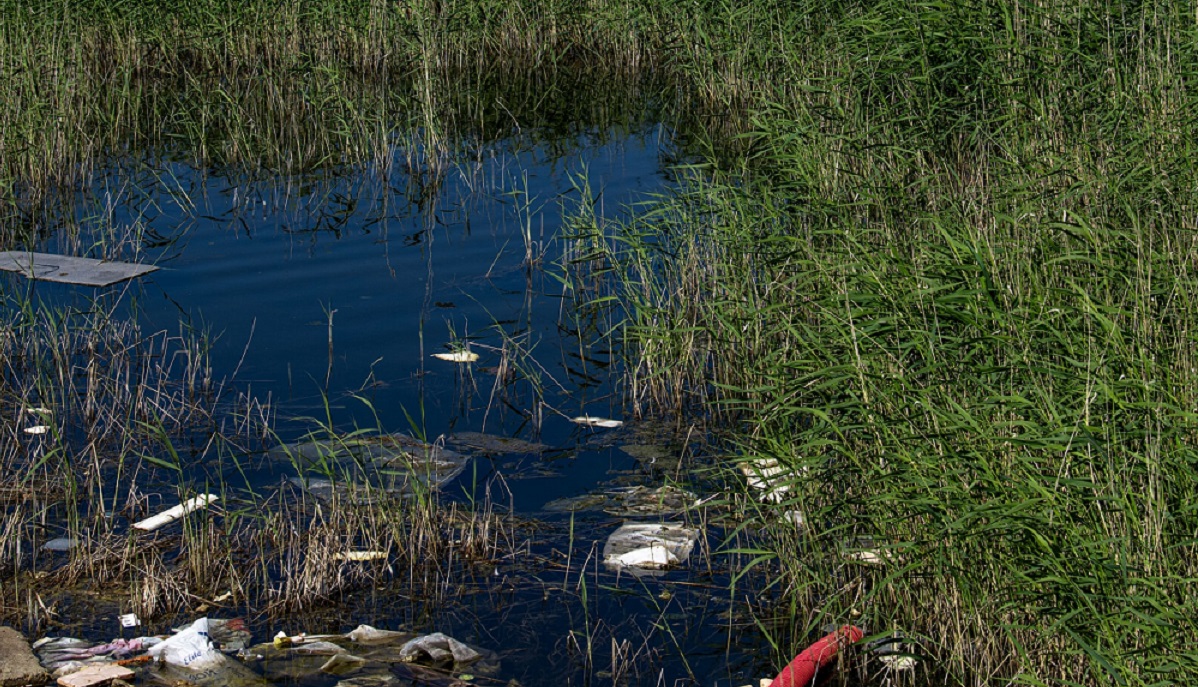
769 625 864 687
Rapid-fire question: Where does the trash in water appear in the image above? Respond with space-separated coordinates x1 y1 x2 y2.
149 618 268 686
271 631 347 649
448 432 548 455
870 633 918 671
398 633 482 665
333 550 388 562
541 485 696 515
431 350 479 363
273 434 467 500
42 537 79 552
321 653 368 675
602 522 698 576
34 636 159 669
118 613 140 628
571 416 623 428
843 537 893 565
55 663 135 687
0 251 159 286
26 406 51 415
344 625 413 645
613 546 676 568
604 485 697 517
739 457 799 503
23 425 49 435
205 618 252 652
132 494 219 532
149 618 221 666
291 641 348 655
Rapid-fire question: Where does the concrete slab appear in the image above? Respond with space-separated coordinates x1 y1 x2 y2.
55 664 134 687
0 626 49 686
0 252 157 287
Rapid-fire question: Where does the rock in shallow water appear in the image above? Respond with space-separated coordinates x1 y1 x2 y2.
0 626 49 687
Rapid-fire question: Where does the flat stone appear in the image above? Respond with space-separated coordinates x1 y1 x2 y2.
55 664 133 687
0 252 157 287
0 626 49 686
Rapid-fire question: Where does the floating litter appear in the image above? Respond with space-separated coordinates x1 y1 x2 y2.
26 407 51 415
41 537 79 552
612 545 677 569
274 433 468 501
602 522 697 576
739 457 798 503
571 416 623 428
23 425 49 435
871 633 918 671
132 494 219 532
0 251 158 286
431 351 479 363
878 654 918 670
119 613 141 628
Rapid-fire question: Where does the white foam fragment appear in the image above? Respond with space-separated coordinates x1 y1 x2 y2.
571 416 623 428
431 351 479 362
132 494 219 531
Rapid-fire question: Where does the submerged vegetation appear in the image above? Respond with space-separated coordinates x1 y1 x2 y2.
3 0 1198 684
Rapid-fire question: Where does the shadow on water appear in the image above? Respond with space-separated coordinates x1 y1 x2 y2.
0 73 791 687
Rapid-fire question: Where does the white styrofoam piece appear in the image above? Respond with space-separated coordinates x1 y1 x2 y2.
132 494 219 532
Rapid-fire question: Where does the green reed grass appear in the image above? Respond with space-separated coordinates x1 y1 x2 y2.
565 0 1198 684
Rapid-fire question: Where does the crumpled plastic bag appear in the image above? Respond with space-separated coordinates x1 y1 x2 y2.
398 633 480 665
345 625 412 645
148 618 223 670
149 618 269 686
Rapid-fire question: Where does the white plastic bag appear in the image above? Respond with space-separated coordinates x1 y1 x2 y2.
148 618 222 669
149 618 268 686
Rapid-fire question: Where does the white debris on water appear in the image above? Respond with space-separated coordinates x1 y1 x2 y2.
739 457 804 503
571 416 623 428
602 522 697 576
431 350 479 363
132 494 219 532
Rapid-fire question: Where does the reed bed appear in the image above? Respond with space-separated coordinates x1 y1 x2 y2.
580 0 1198 684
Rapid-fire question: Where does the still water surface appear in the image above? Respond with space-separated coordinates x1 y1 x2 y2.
9 123 771 687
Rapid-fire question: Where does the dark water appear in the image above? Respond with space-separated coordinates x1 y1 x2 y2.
6 125 777 687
